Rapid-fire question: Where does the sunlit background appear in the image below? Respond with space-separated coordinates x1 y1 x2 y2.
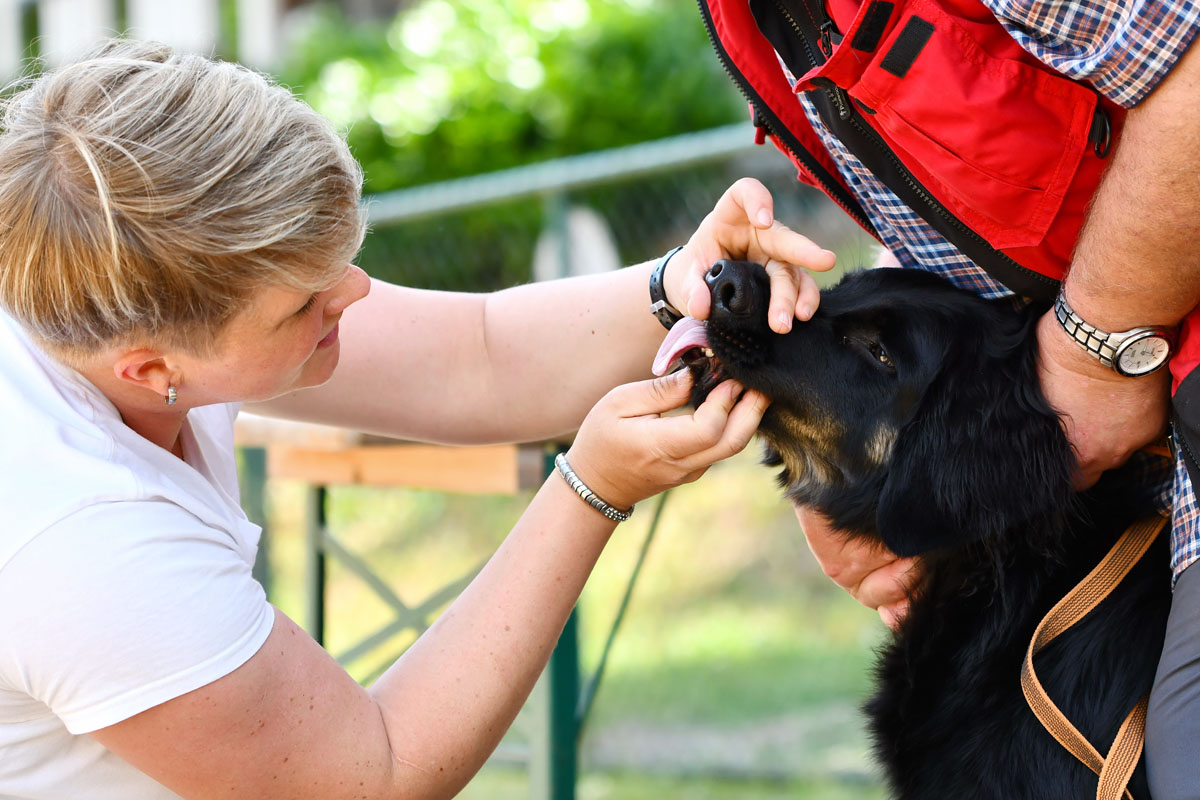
2 2 886 797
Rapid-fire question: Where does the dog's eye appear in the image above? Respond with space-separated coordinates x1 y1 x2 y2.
842 334 894 370
869 341 894 369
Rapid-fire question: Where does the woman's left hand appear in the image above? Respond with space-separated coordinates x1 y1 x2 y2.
665 177 838 333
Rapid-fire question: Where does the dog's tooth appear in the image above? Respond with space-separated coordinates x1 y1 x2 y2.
703 347 714 358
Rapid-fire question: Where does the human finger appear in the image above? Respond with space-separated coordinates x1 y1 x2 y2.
878 600 910 630
854 556 919 612
647 378 763 465
711 176 776 230
679 258 713 322
750 222 837 276
604 369 694 419
796 505 900 597
653 377 743 454
708 387 770 460
679 384 770 467
764 260 822 332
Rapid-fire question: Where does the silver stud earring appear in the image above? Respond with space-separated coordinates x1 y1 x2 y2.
166 385 177 406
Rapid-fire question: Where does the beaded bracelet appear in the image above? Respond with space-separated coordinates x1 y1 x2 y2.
554 453 634 523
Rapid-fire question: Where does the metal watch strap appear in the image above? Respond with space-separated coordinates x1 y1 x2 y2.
649 245 685 330
1054 293 1123 370
1053 292 1174 376
554 453 633 523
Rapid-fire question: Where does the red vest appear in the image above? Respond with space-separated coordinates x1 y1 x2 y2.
699 0 1200 391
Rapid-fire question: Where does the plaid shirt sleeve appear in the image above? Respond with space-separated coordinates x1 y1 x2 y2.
982 0 1200 106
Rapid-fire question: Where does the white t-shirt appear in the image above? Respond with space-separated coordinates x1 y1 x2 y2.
0 311 276 800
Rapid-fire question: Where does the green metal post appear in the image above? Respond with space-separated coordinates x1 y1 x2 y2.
238 446 271 599
545 190 571 279
547 612 579 799
304 485 327 645
528 448 580 800
19 0 38 61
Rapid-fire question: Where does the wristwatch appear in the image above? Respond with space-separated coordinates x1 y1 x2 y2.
649 245 685 330
1053 292 1174 377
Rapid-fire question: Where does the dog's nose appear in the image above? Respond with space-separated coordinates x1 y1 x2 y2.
706 259 756 317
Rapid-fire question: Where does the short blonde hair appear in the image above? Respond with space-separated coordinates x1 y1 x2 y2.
0 38 366 360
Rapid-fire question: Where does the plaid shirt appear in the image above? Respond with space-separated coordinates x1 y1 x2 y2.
777 0 1200 581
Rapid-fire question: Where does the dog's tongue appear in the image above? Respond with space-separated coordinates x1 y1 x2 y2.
652 317 708 376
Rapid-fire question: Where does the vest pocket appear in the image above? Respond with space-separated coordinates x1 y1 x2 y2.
836 0 1097 249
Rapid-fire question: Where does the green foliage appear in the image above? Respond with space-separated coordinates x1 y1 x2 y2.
277 0 746 193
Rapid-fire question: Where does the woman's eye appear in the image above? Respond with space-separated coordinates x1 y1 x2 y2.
297 294 318 315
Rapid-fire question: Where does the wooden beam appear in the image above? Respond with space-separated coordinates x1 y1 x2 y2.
266 442 545 495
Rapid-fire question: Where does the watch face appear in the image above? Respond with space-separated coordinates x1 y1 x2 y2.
1116 334 1171 376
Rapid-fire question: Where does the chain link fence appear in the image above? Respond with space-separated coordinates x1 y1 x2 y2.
357 125 877 292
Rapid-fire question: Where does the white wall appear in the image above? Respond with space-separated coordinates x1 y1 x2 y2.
39 0 115 65
126 0 218 56
0 0 21 77
1 0 282 74
236 0 281 68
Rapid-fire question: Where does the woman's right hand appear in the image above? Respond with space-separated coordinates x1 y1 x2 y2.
565 369 769 511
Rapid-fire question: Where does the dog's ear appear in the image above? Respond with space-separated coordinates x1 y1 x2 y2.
875 333 1074 557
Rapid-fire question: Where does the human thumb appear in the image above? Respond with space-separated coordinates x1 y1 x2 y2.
612 369 694 417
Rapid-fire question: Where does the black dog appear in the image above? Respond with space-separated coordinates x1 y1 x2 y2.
664 262 1172 799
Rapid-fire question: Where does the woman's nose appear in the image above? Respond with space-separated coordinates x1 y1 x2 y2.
326 264 371 314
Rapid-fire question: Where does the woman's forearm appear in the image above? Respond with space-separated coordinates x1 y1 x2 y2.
367 473 614 796
252 265 664 444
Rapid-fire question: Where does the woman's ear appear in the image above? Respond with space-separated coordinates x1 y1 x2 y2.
113 349 177 402
875 348 1074 557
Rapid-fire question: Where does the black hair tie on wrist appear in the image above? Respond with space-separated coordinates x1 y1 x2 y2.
649 245 686 331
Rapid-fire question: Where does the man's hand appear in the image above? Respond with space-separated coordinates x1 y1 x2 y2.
1035 311 1170 489
665 178 838 333
795 505 919 629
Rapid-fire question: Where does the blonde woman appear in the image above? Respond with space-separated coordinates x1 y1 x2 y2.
0 40 833 799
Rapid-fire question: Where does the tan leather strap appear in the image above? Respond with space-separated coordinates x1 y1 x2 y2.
1097 697 1149 800
1020 514 1166 800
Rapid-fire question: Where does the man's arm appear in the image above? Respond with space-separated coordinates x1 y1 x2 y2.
795 40 1200 623
1037 39 1200 487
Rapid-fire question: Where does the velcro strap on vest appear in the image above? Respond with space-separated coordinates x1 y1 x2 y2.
880 15 934 77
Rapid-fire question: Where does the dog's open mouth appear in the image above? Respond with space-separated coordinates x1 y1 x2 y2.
652 317 727 395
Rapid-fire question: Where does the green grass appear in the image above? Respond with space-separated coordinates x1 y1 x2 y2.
459 766 886 800
258 447 889 796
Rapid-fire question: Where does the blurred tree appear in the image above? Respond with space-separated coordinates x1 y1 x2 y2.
277 0 745 193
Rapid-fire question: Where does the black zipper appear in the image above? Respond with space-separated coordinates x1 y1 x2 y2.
838 92 1060 294
696 0 877 235
1175 417 1200 478
772 0 854 120
771 0 1059 299
700 0 1066 302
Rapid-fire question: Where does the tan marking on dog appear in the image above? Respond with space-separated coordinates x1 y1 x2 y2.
763 408 843 490
865 423 898 467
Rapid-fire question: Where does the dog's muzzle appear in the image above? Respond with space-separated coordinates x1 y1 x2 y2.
651 260 770 399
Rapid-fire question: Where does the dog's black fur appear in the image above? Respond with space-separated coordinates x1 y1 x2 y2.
687 262 1172 799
